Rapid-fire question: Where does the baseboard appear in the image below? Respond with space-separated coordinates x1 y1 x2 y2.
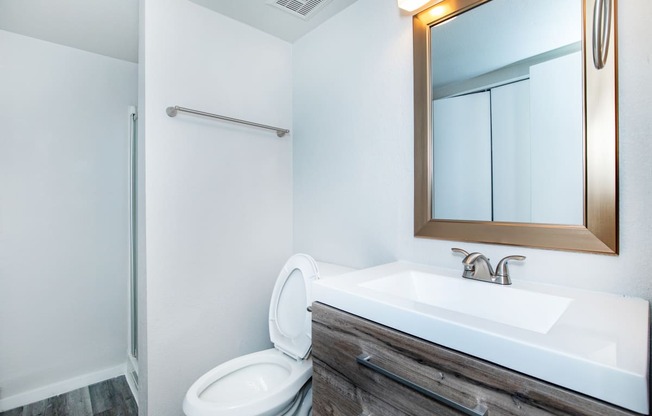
0 364 125 412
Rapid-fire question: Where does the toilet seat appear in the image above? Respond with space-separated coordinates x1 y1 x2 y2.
183 254 319 416
268 254 319 360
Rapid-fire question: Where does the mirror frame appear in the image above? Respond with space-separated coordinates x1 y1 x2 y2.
414 0 619 254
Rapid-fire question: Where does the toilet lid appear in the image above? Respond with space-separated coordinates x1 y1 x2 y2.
268 254 319 360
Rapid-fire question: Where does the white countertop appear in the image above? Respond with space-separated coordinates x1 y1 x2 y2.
313 261 650 414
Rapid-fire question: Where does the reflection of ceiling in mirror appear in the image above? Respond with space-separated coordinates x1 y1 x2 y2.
430 0 581 89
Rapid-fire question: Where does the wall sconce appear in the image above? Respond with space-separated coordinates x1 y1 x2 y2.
397 0 444 14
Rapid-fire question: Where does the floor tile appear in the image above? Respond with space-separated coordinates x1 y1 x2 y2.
0 376 136 416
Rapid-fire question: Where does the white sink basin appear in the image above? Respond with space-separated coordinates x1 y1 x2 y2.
313 261 649 414
360 270 572 334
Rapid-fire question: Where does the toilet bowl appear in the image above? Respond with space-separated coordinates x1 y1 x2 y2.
183 348 312 416
183 254 340 416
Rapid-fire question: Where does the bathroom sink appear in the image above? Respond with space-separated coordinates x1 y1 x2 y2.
313 261 649 414
359 270 571 333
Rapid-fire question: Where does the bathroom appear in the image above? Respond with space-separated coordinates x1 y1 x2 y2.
0 0 651 415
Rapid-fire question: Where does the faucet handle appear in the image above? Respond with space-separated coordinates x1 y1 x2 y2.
494 255 526 284
451 248 473 272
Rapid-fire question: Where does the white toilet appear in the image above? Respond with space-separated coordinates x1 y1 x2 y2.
183 254 348 416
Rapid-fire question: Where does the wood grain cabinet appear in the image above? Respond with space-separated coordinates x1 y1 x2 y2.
312 302 642 416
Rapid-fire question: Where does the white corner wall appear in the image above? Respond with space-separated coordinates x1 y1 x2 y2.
293 1 412 269
293 0 652 301
140 0 293 414
0 30 137 409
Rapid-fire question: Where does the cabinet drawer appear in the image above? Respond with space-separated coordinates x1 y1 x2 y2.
312 302 639 416
314 358 411 416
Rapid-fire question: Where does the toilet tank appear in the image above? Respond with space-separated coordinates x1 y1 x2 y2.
316 261 356 279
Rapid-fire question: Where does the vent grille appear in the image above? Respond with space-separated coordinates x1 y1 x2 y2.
267 0 334 20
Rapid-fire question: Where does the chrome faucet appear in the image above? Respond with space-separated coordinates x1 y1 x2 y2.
451 248 525 285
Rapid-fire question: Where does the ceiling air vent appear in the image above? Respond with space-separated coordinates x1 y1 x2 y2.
266 0 335 20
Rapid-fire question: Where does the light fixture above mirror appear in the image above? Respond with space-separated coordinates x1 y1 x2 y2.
398 0 444 14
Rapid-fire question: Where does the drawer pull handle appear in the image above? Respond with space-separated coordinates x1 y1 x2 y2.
356 354 488 416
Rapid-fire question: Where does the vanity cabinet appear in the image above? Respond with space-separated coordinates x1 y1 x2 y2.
311 302 641 416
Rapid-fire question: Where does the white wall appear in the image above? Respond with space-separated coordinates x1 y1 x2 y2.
293 0 652 301
0 30 137 408
140 0 293 414
136 0 149 413
293 2 410 268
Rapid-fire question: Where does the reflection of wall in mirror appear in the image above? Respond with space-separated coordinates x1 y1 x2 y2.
529 52 583 225
492 80 531 223
432 51 582 225
432 92 492 221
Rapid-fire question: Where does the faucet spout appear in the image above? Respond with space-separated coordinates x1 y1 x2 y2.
451 248 524 285
462 252 494 280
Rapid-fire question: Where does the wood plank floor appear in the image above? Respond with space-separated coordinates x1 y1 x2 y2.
1 376 137 416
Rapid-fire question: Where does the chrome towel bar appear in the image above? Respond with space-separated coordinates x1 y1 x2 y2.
166 106 290 137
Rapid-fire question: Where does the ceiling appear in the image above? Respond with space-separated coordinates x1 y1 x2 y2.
0 0 139 63
0 0 358 63
188 0 359 42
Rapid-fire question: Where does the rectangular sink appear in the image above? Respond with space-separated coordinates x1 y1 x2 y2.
359 270 572 334
313 261 649 414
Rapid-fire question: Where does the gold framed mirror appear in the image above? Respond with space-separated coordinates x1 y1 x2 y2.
414 0 618 254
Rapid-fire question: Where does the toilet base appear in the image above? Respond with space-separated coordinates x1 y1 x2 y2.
278 380 312 416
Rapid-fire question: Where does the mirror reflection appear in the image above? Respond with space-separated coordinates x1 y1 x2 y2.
430 0 583 225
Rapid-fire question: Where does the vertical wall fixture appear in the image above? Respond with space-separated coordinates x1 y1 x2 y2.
128 106 138 360
592 0 612 69
127 106 139 389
